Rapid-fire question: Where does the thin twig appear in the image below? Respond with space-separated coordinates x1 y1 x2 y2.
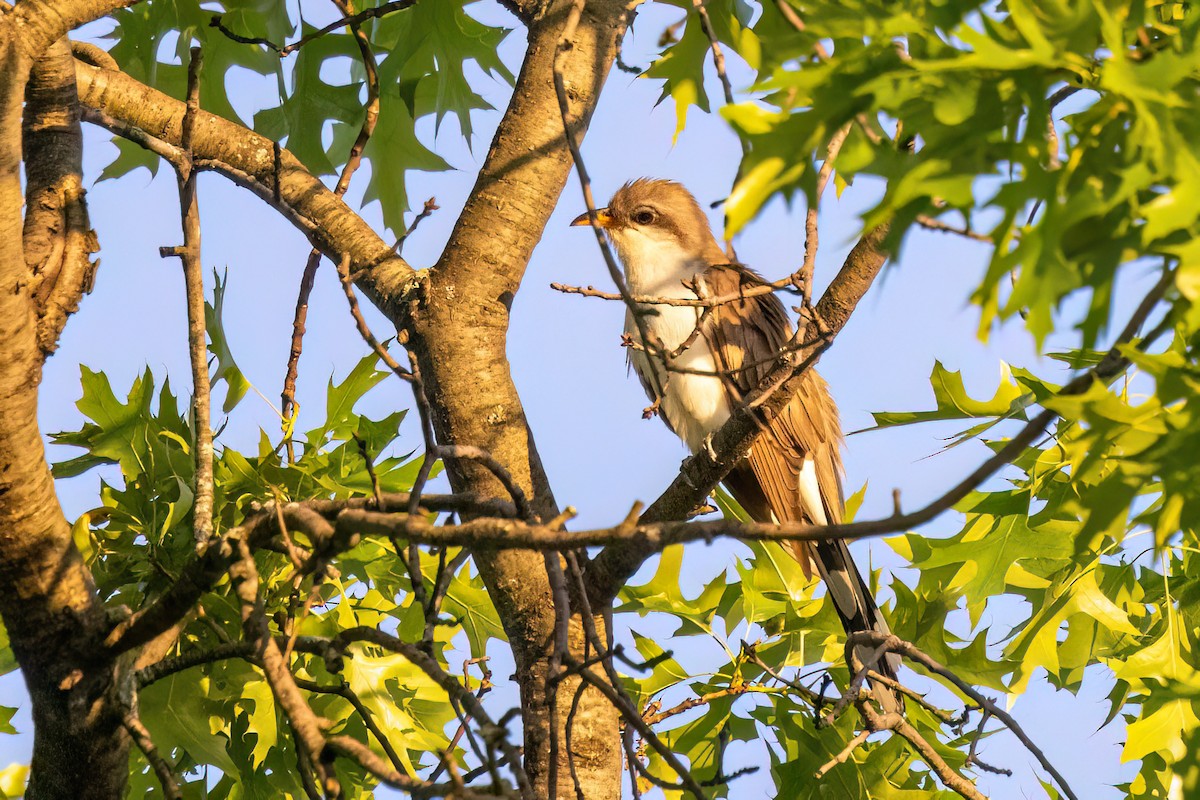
771 0 830 60
436 445 534 522
280 251 320 463
209 0 418 57
428 657 493 783
569 659 708 800
354 434 385 510
814 729 870 779
292 675 411 780
123 711 183 799
862 705 988 800
552 0 669 405
550 277 802 307
641 684 787 724
799 121 852 296
326 626 532 798
915 214 994 243
229 539 339 797
280 6 382 456
849 632 1076 800
392 197 439 255
403 340 438 517
333 253 413 381
158 47 213 548
690 0 734 106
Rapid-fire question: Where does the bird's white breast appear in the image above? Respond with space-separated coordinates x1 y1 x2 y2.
616 231 731 454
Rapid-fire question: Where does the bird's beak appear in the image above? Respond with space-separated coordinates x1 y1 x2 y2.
571 208 614 229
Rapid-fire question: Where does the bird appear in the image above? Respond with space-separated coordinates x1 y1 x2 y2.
572 178 901 713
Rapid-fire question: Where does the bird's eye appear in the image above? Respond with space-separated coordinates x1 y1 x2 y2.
632 209 656 225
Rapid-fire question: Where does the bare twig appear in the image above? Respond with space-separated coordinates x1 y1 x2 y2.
280 251 320 463
293 675 410 781
861 706 988 800
325 626 532 798
392 196 439 255
690 0 734 106
867 670 960 724
550 278 801 307
568 659 708 800
436 445 534 522
961 706 1012 776
848 632 1076 800
333 253 413 382
209 0 418 57
814 729 870 779
799 121 852 296
123 711 183 799
158 47 213 548
428 657 493 783
403 341 438 518
229 539 339 796
281 5 382 456
552 0 669 404
915 214 994 243
641 684 787 724
354 434 385 510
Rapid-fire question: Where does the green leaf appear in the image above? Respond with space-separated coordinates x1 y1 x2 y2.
862 361 1029 432
206 268 251 413
0 621 15 677
0 707 15 736
352 83 451 235
140 671 239 775
0 764 28 800
916 503 1075 606
253 29 363 175
442 568 506 656
97 137 161 182
371 0 513 139
306 354 390 446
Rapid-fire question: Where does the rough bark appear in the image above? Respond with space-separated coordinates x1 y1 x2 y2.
0 22 131 800
23 38 99 356
409 1 635 794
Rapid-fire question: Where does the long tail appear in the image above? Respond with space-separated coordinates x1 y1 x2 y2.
808 538 903 715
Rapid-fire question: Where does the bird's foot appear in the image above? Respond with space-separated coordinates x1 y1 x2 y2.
642 397 662 420
702 432 719 461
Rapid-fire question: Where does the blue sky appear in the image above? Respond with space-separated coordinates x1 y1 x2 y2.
0 2 1144 797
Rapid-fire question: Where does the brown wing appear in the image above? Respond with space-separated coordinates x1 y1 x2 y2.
699 264 902 712
697 264 843 537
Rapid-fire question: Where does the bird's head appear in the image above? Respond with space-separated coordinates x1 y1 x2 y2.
570 179 726 276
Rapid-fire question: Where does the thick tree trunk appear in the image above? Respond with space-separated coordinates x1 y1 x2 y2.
409 2 634 795
0 31 128 800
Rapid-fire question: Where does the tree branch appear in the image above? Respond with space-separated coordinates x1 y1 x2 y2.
14 0 142 57
847 632 1078 800
331 265 1171 558
72 58 418 317
158 47 214 547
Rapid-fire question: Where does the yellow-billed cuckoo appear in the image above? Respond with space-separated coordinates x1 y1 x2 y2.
572 179 901 713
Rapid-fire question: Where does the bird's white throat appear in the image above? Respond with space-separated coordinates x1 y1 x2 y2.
612 228 733 453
